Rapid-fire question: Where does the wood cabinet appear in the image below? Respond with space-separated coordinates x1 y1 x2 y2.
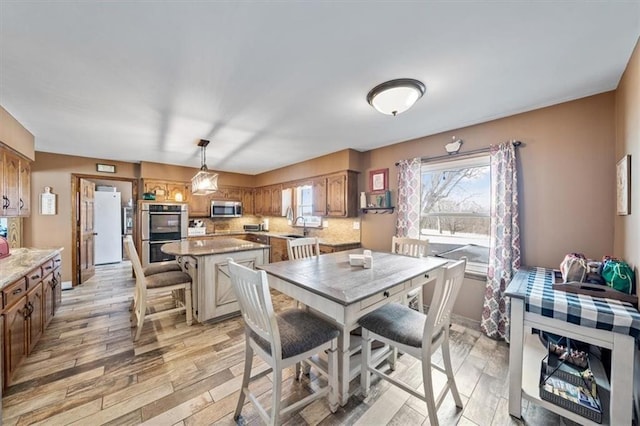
3 281 27 386
312 178 327 217
269 236 289 263
189 194 211 217
186 185 254 217
310 171 358 218
26 280 44 355
242 189 254 215
1 147 30 217
142 179 188 202
18 160 30 216
2 252 62 389
252 185 283 217
270 185 282 216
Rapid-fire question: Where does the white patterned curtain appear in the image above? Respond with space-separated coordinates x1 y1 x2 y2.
480 142 521 342
395 158 422 238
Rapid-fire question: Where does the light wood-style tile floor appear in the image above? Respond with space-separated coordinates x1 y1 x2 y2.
2 262 570 425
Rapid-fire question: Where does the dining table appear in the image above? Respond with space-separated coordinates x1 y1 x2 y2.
258 249 449 405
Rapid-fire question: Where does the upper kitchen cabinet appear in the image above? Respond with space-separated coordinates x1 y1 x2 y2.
189 193 211 217
1 146 31 217
142 179 188 202
312 171 358 217
252 184 284 217
188 186 255 217
242 188 254 215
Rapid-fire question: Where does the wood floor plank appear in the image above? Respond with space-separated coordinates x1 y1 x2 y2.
2 261 567 426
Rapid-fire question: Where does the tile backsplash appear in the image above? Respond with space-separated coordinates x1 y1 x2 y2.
200 216 361 243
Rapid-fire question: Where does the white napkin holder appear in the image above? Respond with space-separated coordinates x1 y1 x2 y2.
349 251 373 268
349 254 365 266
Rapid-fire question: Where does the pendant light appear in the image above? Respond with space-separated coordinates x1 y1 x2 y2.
191 139 219 195
367 78 426 116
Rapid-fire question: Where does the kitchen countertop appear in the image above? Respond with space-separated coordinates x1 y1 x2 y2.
0 247 63 289
193 231 360 247
161 237 270 257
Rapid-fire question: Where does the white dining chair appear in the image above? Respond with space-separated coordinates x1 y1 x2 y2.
359 258 466 426
391 236 430 312
287 237 320 260
227 258 339 425
124 235 193 341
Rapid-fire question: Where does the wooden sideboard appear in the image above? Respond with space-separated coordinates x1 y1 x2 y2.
2 251 62 388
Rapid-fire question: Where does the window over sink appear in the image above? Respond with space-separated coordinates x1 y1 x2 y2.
294 185 322 227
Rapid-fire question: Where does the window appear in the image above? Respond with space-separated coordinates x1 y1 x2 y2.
420 155 490 275
294 185 322 226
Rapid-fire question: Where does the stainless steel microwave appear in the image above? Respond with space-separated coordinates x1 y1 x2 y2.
211 200 242 217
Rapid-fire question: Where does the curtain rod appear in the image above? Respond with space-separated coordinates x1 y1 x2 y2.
395 140 522 166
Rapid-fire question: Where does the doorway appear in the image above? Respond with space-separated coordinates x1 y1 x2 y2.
71 174 138 286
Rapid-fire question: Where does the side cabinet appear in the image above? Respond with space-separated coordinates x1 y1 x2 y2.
2 252 62 389
1 146 31 217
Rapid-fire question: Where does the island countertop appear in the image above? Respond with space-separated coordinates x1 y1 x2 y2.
161 237 270 257
0 247 63 289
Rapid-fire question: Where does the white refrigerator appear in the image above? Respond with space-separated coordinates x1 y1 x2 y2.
95 191 122 264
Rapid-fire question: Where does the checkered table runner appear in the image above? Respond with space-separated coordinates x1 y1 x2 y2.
525 267 640 340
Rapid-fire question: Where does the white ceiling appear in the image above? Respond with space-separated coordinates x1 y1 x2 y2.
1 2 638 175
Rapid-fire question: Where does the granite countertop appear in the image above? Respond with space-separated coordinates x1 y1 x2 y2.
161 237 270 257
0 247 63 289
196 231 360 247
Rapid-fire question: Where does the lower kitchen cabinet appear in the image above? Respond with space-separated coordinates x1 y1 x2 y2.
319 242 361 254
269 236 289 263
2 251 62 389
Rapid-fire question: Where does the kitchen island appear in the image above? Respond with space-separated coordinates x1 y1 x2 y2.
161 238 270 323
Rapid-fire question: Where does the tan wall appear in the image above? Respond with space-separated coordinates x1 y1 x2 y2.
614 38 639 273
0 105 35 160
255 149 362 186
361 93 616 270
24 152 139 282
140 161 255 187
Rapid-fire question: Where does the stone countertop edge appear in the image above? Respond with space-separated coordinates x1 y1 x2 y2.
0 247 63 290
162 238 270 257
197 231 360 247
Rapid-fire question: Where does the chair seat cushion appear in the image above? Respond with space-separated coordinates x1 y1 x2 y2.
358 303 427 348
251 309 339 359
146 270 191 289
143 262 182 276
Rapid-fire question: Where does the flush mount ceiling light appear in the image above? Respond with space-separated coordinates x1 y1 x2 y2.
191 139 219 195
367 78 426 116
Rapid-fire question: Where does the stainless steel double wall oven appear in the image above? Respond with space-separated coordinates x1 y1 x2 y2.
140 202 188 267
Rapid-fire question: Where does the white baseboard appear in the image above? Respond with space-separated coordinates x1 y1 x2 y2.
62 281 73 290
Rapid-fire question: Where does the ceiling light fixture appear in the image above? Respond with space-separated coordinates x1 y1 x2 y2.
191 139 219 195
367 78 426 116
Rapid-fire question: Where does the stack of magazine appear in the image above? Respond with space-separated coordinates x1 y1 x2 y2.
540 342 602 423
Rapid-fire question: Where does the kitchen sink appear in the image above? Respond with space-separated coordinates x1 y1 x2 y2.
280 234 305 238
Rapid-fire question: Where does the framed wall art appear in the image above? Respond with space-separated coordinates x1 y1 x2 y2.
369 168 388 193
616 154 631 215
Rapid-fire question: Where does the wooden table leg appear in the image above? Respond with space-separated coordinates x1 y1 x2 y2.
337 325 351 406
610 332 634 425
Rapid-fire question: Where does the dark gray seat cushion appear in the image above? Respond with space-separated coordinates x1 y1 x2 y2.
358 303 427 348
145 270 191 289
250 309 339 359
143 262 182 276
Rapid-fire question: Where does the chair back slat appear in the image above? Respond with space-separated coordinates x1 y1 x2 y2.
287 237 320 260
391 236 429 258
227 259 282 357
423 258 466 346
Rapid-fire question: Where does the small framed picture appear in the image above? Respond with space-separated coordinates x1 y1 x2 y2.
96 163 116 173
369 168 388 193
616 155 631 215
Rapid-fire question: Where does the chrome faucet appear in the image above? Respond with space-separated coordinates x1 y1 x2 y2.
294 216 308 236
